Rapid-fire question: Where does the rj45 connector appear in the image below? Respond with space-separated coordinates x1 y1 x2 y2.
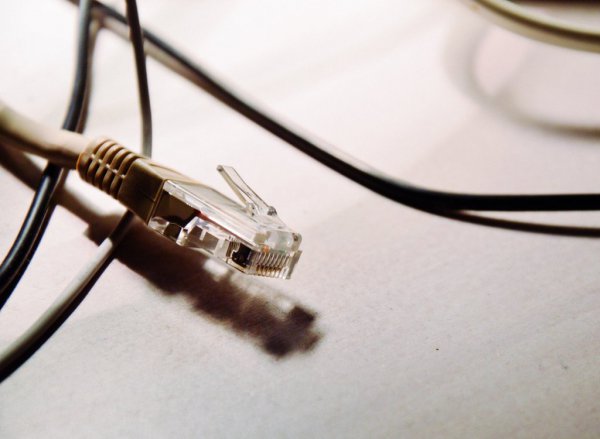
77 138 302 279
148 166 302 279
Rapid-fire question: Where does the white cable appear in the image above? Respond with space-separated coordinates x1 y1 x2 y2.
462 0 600 53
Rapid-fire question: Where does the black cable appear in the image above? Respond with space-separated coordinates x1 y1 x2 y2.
125 0 152 156
0 0 93 310
94 1 600 212
0 0 153 382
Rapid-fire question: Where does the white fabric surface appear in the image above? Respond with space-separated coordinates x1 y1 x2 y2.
1 1 600 437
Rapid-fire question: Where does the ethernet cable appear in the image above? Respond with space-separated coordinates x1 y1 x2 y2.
0 105 303 279
0 0 93 310
1 0 596 380
91 0 600 213
0 0 303 381
0 0 150 380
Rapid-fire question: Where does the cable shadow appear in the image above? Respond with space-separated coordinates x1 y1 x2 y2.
112 220 320 356
0 145 321 358
443 17 600 141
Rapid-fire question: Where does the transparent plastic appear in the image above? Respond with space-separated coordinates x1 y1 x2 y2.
148 166 302 279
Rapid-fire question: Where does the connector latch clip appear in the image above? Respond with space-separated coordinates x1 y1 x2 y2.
217 165 277 217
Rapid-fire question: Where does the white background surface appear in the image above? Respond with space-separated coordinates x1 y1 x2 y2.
1 1 600 437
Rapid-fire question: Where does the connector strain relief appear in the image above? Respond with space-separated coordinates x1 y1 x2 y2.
77 137 141 199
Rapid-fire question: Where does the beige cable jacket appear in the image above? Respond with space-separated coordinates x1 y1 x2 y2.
0 100 89 168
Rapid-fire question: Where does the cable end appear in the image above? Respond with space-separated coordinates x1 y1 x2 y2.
78 139 302 279
148 167 302 279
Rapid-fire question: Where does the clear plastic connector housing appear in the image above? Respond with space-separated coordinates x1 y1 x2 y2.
148 166 302 279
